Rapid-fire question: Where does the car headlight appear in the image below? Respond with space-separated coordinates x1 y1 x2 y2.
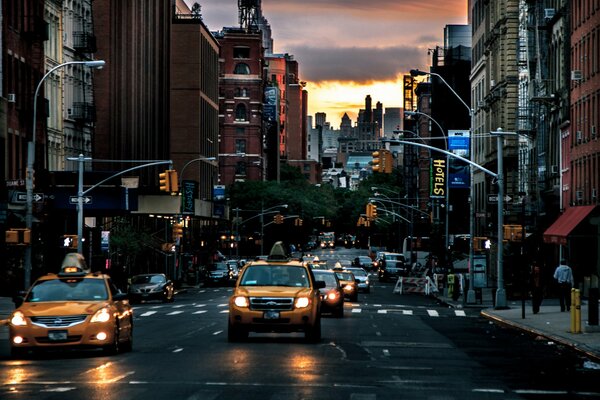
91 308 111 323
233 296 249 307
295 297 310 308
344 284 355 292
10 311 27 326
326 291 338 301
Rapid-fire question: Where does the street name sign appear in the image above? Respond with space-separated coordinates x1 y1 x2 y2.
487 194 512 203
69 196 93 204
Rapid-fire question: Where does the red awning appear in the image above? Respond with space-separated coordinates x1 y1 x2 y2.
543 205 597 245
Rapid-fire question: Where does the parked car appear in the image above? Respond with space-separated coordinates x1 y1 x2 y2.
346 267 371 293
377 252 408 282
312 270 344 318
128 273 174 303
9 254 133 358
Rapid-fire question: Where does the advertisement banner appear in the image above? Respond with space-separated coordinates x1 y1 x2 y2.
448 130 470 157
213 185 226 201
448 159 470 188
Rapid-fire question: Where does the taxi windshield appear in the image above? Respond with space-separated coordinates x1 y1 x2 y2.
335 272 354 281
240 265 309 287
312 272 337 288
26 278 108 302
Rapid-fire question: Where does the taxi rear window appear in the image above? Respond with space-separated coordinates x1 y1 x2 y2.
26 278 108 302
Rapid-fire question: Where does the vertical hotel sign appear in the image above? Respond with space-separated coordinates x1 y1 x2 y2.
430 157 446 199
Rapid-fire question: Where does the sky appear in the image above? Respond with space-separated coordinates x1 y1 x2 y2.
189 0 468 126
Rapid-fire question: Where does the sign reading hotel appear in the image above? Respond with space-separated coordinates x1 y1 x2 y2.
430 157 446 199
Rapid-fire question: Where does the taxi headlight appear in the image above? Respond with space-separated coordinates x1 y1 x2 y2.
91 308 111 323
295 297 310 308
10 311 27 326
233 296 249 307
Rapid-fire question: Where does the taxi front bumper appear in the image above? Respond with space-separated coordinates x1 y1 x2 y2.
9 320 117 349
229 306 316 333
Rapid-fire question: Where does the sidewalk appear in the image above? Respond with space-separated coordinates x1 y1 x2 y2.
437 288 600 362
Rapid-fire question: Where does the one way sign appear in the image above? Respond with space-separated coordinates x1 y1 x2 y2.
69 196 93 205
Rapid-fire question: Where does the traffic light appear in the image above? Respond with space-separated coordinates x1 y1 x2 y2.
294 218 303 226
159 170 171 192
274 214 284 224
5 230 18 244
383 151 393 173
372 151 381 173
371 204 377 219
172 223 183 239
168 170 179 193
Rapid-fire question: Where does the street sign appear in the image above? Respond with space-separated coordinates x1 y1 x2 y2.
14 192 44 203
69 196 93 204
487 194 512 203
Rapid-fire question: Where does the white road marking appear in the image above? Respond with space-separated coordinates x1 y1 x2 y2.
40 387 76 392
351 308 362 313
194 304 207 308
166 311 184 315
213 330 223 335
219 310 229 313
172 304 186 308
377 310 387 314
402 310 413 315
382 349 390 356
140 311 157 317
173 348 183 353
455 310 467 317
217 303 228 307
193 310 207 314
427 310 439 317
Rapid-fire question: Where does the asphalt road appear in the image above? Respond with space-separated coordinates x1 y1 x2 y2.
0 248 599 399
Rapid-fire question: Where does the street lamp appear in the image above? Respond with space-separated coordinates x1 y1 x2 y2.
410 68 478 305
24 60 106 290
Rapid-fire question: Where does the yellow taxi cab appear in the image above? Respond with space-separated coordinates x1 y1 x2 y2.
8 253 133 358
228 242 325 342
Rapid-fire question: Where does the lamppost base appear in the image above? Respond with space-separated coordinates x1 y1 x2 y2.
495 288 508 309
466 289 477 304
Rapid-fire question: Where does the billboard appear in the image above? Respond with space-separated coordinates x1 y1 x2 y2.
430 157 446 199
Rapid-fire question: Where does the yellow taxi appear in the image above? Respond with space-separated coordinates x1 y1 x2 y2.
228 242 325 342
8 253 133 358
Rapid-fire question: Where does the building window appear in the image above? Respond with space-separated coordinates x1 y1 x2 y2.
233 47 250 59
234 63 250 75
236 127 245 135
235 139 246 154
235 161 247 176
235 104 247 121
235 87 248 97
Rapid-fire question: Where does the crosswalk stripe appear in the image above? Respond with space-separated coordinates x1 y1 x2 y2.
193 310 207 314
139 311 157 317
427 310 439 317
455 310 466 317
402 310 413 315
377 310 387 314
352 308 362 313
166 311 184 315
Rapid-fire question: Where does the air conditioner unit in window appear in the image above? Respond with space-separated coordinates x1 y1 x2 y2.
571 70 582 81
576 131 582 143
7 93 16 103
576 190 583 201
67 108 73 117
477 100 486 108
551 165 559 174
592 188 598 200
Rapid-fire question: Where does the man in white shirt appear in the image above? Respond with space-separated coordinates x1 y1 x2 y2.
553 259 574 312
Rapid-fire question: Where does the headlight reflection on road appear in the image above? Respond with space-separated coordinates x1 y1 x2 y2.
5 366 27 386
289 354 319 382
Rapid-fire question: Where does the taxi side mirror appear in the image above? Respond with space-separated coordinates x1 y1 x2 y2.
12 294 25 308
315 280 326 289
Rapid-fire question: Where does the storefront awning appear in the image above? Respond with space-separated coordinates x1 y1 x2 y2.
543 205 597 245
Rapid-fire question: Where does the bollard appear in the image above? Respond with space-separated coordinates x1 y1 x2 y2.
570 289 582 334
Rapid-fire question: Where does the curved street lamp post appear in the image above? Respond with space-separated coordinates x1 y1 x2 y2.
24 60 105 290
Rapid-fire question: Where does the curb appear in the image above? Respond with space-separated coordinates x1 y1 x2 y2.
480 309 600 363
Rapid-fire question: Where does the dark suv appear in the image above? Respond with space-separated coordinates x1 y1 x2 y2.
377 252 408 282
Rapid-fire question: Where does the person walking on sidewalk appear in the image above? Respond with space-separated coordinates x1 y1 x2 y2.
530 260 544 314
553 259 574 312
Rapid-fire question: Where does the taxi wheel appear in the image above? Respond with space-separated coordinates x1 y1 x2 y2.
103 325 120 355
10 347 28 359
121 320 133 352
305 317 321 343
227 320 248 342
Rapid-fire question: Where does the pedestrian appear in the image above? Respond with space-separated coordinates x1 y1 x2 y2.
553 259 574 312
530 261 543 314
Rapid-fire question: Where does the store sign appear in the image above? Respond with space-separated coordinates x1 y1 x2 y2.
430 157 446 199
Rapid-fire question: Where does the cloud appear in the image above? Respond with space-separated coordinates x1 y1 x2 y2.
289 45 427 83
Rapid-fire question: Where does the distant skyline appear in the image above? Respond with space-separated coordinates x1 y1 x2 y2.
190 0 468 124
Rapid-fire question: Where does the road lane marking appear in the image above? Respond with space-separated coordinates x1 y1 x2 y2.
427 310 439 317
173 304 186 308
194 304 207 308
382 349 390 357
217 303 228 307
220 310 229 313
173 348 183 353
402 310 413 315
166 311 184 315
455 310 466 317
213 330 223 335
351 308 362 313
193 310 207 314
139 311 157 317
40 387 76 392
377 310 387 314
